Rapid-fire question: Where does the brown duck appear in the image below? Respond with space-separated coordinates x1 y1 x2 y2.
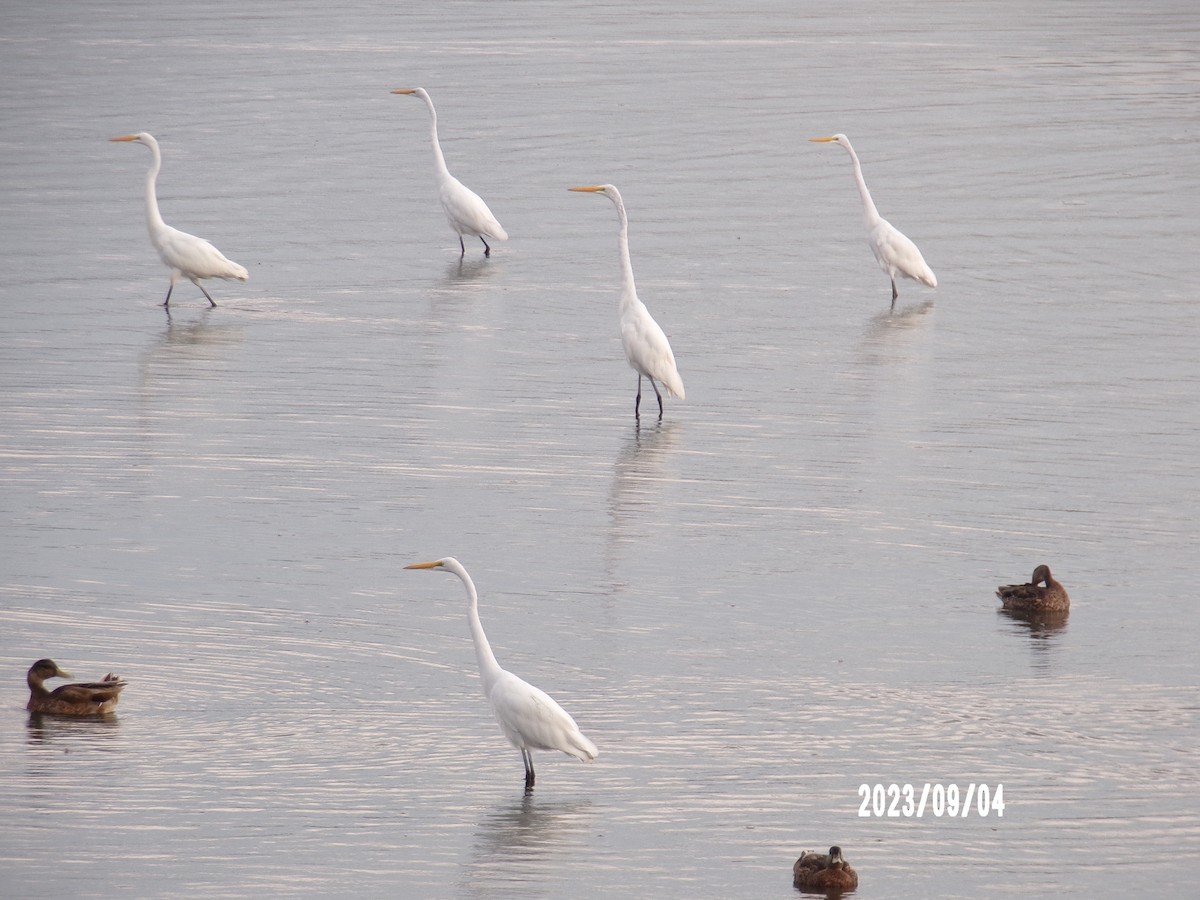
793 845 858 892
996 564 1070 613
26 659 127 716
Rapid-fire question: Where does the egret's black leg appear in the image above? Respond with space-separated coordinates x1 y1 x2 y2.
635 374 643 419
890 278 898 311
459 236 466 258
197 282 217 308
481 236 492 257
522 748 536 791
650 377 664 419
163 283 174 307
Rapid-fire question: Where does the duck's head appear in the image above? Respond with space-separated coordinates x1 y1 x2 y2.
29 659 71 680
1031 564 1053 585
827 846 846 869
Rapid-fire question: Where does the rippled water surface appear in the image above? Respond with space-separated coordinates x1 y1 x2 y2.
2 1 1198 897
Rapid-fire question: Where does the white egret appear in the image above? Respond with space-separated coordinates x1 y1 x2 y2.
569 184 685 419
810 134 936 310
110 133 248 307
404 557 598 790
392 88 508 258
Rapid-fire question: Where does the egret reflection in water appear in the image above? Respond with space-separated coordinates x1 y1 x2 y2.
604 420 683 586
465 792 595 892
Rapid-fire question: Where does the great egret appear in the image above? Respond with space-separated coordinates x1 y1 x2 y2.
793 846 859 892
26 659 127 716
392 88 508 258
110 133 248 307
404 557 598 790
810 134 936 310
569 184 685 419
996 564 1070 612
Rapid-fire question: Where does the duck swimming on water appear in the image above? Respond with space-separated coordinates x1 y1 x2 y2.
996 564 1070 613
26 659 127 716
793 845 859 892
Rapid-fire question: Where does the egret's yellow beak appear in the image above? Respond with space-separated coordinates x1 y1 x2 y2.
109 135 138 142
569 186 605 193
404 560 443 570
392 89 416 95
809 136 837 143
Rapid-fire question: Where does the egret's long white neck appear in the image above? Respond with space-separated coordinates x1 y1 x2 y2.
610 192 638 309
843 141 882 227
142 138 167 234
449 562 504 695
420 92 450 178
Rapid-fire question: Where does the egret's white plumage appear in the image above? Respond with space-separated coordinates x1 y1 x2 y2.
570 184 684 419
404 557 598 790
810 133 936 310
110 133 248 307
393 88 508 257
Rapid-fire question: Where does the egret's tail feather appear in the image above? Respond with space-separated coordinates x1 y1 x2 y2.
570 732 599 762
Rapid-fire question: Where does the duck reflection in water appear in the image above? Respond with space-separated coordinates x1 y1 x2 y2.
999 605 1070 638
26 709 122 753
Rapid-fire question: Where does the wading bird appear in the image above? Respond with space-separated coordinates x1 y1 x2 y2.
404 557 598 790
110 133 248 307
392 88 508 257
26 659 127 716
810 133 936 310
569 184 685 418
997 564 1070 612
793 845 859 892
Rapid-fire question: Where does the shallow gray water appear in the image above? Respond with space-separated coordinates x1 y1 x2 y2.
2 1 1198 897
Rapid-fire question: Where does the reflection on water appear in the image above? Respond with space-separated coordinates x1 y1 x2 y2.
445 255 501 285
140 311 244 389
865 298 937 338
609 420 683 523
605 420 682 586
858 298 937 371
998 607 1070 674
157 308 242 351
998 607 1070 640
22 713 124 812
25 712 123 750
464 793 595 897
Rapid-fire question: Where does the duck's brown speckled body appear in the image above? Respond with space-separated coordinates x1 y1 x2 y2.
793 845 858 892
26 659 126 716
996 564 1070 613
